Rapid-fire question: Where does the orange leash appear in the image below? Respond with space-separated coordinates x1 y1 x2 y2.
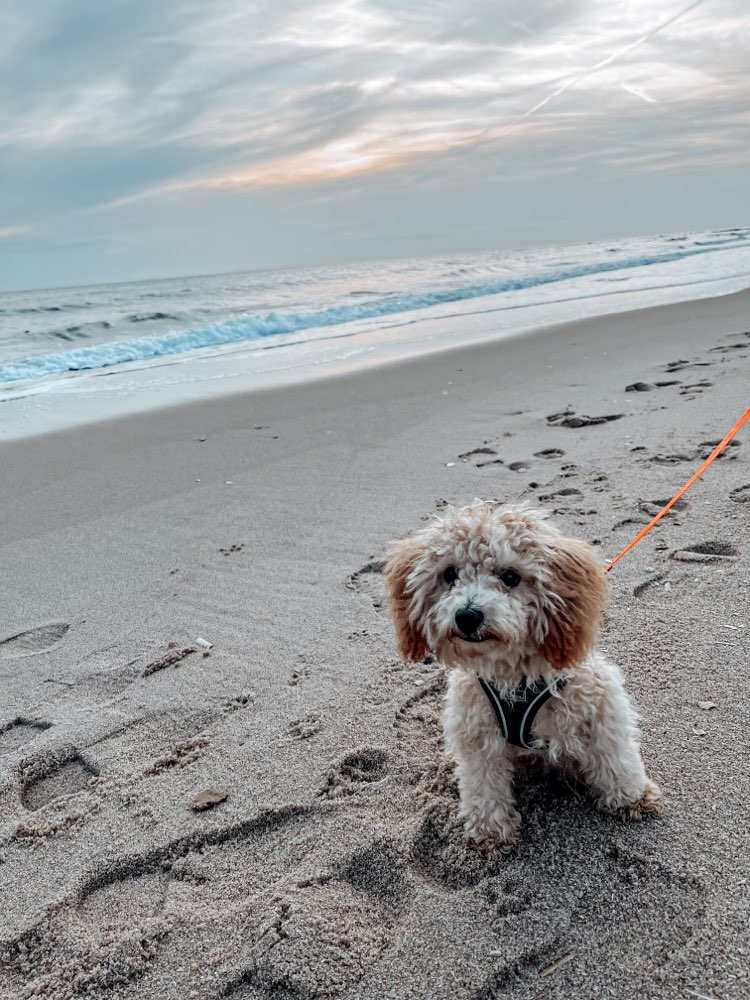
605 405 750 573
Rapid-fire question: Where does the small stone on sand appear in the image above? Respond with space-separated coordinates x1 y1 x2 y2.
191 788 228 811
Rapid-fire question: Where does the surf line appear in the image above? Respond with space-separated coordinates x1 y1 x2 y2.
605 405 750 572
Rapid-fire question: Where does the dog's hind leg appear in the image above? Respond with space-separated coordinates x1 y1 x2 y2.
562 661 662 819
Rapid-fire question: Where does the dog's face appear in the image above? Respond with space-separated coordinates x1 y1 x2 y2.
385 503 608 673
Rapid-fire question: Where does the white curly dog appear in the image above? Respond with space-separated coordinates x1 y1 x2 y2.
385 502 661 857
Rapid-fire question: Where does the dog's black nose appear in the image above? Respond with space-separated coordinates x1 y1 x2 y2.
455 607 484 634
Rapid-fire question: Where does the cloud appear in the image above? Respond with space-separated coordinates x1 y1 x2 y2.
1 0 749 288
83 0 747 208
0 224 33 240
129 2 750 201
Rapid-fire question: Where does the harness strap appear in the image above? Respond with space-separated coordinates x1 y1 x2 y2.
477 675 564 750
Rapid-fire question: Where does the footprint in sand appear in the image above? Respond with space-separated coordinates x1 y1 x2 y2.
345 559 387 612
409 801 489 890
538 487 583 503
479 834 698 995
466 769 702 993
648 453 695 466
16 910 168 998
222 979 297 999
551 507 597 518
142 733 211 777
393 675 446 743
638 497 689 518
319 747 389 799
730 483 750 504
78 868 169 926
633 574 670 599
288 659 311 687
14 748 101 839
534 448 565 459
508 461 531 472
223 785 699 1000
709 339 750 353
699 439 741 460
0 622 70 656
223 881 389 999
0 718 51 755
19 861 170 998
6 803 331 1000
20 750 98 811
547 411 624 428
219 543 245 557
546 408 574 422
671 541 738 564
679 380 713 395
458 446 497 465
287 713 322 740
613 517 651 531
664 359 713 373
337 839 410 908
223 692 255 714
561 414 624 428
625 381 681 392
587 473 608 489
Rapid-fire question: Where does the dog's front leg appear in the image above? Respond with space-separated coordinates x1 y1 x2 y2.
444 674 519 856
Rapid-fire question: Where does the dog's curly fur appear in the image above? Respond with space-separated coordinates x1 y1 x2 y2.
385 502 661 857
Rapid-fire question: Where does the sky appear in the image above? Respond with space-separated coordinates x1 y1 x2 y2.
0 0 748 291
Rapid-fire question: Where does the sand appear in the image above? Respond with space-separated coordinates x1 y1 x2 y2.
1 290 749 1000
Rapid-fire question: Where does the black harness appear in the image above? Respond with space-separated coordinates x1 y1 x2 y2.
477 675 566 750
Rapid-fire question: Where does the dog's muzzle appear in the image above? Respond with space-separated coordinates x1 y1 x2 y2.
455 607 484 640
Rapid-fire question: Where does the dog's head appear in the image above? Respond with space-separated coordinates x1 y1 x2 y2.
384 502 608 673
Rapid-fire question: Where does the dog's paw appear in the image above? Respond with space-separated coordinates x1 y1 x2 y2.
466 833 515 860
463 810 520 858
613 780 662 821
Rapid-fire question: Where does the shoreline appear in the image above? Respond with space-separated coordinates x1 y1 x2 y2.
1 283 749 449
1 275 748 443
1 289 749 998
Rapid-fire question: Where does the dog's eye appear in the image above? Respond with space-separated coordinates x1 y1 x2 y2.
443 565 458 586
498 568 521 588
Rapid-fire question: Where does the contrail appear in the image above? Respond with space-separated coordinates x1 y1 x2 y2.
513 0 706 124
621 83 657 104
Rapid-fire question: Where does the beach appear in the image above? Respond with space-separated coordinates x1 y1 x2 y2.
1 288 749 999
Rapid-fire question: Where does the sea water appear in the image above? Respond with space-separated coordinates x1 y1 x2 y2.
1 228 748 436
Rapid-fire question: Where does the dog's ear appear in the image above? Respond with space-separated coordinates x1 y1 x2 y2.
384 536 429 663
540 536 609 670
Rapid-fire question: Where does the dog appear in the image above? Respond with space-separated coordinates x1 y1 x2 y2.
384 501 661 857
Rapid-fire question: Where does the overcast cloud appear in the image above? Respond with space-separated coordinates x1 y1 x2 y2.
1 0 748 290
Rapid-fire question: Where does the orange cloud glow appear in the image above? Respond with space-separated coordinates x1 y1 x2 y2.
128 117 552 202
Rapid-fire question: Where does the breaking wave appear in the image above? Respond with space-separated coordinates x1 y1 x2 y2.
0 238 746 385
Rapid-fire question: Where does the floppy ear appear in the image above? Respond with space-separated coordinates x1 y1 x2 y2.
540 536 609 670
384 536 429 663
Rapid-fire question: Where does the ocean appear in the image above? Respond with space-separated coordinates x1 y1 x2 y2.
1 228 749 436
